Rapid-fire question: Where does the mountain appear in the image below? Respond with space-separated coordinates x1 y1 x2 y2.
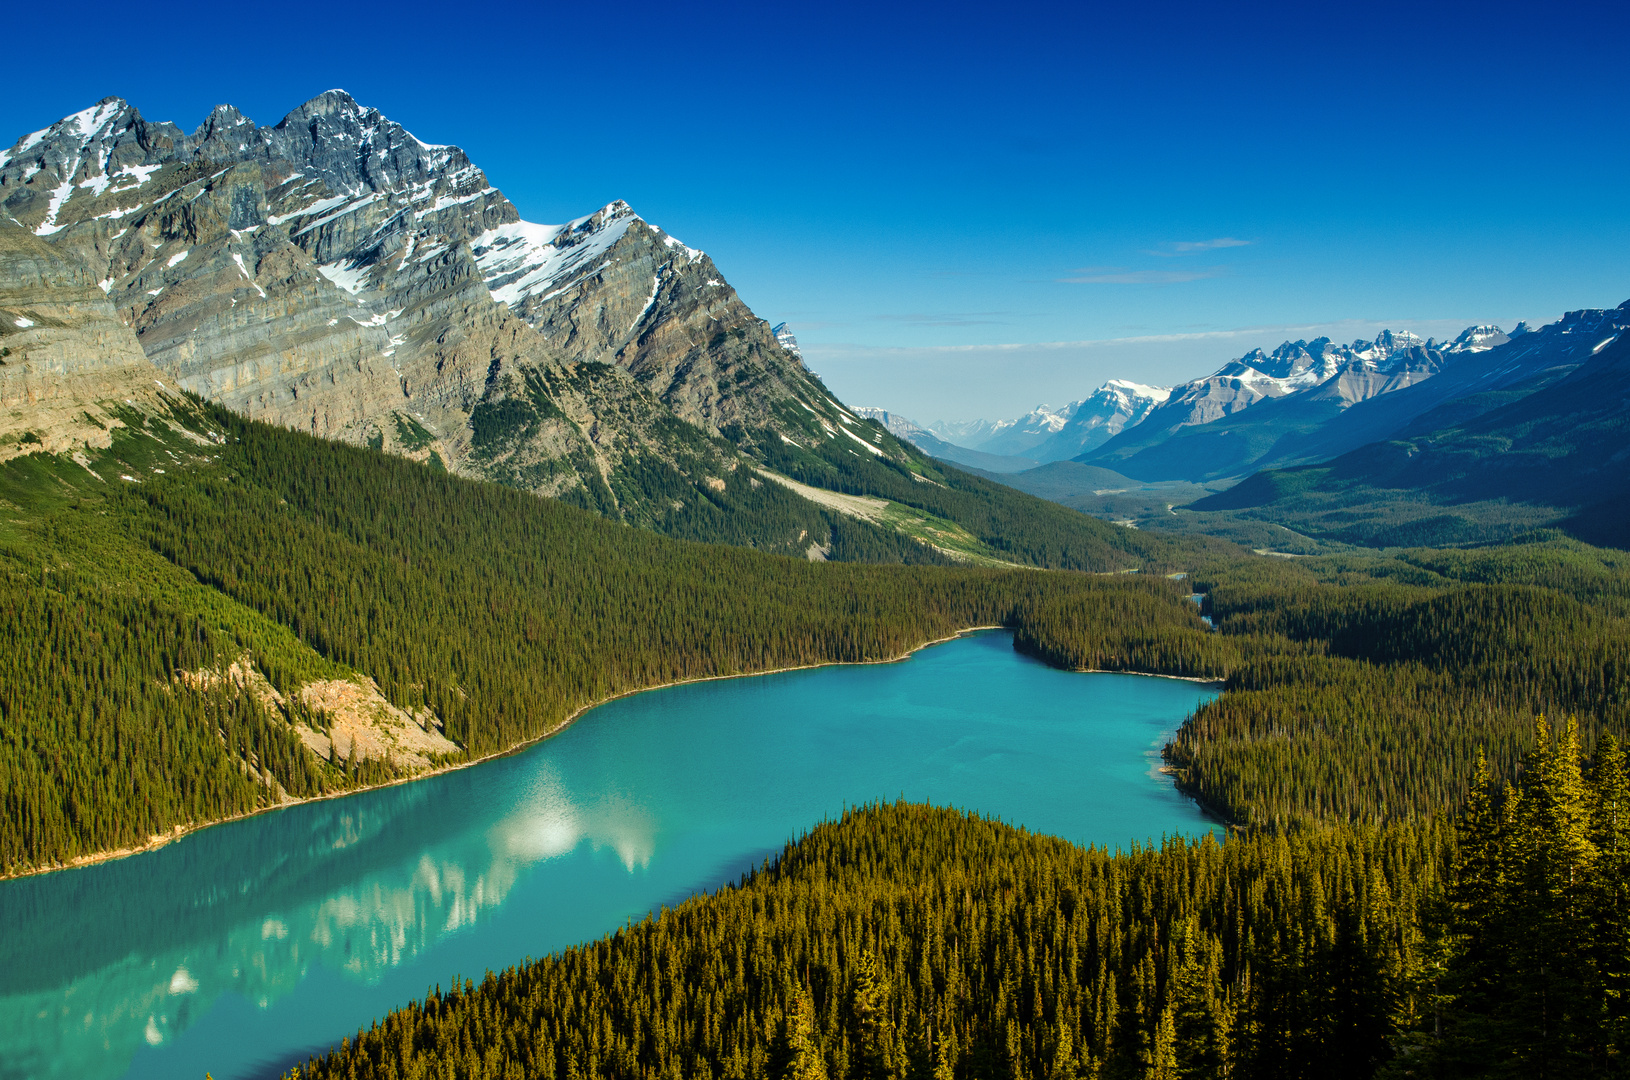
1252 307 1629 467
771 321 801 358
971 403 1075 457
0 92 1174 571
0 95 832 491
1074 329 1488 481
0 222 165 458
908 380 1170 465
930 417 998 446
1026 380 1171 460
851 406 1040 473
1191 302 1630 547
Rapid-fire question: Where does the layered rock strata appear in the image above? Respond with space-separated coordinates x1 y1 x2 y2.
0 92 862 512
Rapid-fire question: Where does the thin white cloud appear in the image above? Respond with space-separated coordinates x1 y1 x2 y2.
874 312 1010 327
804 318 1487 357
1059 267 1222 285
1151 237 1252 256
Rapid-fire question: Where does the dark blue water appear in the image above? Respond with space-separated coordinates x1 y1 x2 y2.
0 631 1217 1080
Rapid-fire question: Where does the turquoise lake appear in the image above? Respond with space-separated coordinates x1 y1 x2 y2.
0 631 1218 1080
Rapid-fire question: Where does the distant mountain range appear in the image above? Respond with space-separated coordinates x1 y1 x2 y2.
918 380 1172 464
899 326 1506 473
876 309 1630 547
1075 325 1508 482
1194 302 1630 546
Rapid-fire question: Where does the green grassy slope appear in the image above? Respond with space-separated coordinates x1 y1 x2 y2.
750 422 1197 571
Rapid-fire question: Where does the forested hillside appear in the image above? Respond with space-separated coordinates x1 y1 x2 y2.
293 801 1447 1080
8 368 1630 1079
293 733 1630 1080
277 518 1630 1080
0 396 1217 876
1161 541 1630 828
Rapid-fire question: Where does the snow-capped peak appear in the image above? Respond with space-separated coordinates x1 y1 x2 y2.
772 323 802 358
1444 324 1508 353
10 97 127 160
473 211 638 309
1101 379 1172 405
469 200 706 314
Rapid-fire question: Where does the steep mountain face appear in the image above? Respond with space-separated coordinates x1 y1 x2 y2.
0 92 851 531
1194 310 1630 548
1075 329 1493 481
0 221 167 460
0 93 1167 572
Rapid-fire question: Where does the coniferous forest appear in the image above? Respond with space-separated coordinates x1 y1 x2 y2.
289 723 1630 1080
5 397 1630 1078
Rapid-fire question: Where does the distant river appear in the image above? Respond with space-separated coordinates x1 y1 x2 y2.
0 631 1218 1080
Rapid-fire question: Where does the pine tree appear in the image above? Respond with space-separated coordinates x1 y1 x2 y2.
1589 733 1630 1069
774 992 829 1080
851 952 896 1080
1170 923 1229 1079
1506 718 1598 1076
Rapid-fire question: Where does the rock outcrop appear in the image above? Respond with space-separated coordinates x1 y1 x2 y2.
0 222 165 460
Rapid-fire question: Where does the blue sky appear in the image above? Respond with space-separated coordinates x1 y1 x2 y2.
4 0 1627 420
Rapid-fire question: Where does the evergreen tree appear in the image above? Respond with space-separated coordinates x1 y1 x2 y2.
772 992 829 1080
1589 734 1630 1068
851 951 897 1080
1505 718 1598 1076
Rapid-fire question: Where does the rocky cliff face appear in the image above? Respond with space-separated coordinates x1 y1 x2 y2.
0 92 854 519
0 222 167 461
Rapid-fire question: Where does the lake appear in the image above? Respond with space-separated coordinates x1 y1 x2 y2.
0 630 1218 1080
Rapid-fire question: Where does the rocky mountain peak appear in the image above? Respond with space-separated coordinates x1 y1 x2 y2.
772 322 802 358
0 91 856 532
288 89 367 120
938 379 1174 463
263 91 465 198
1444 324 1508 353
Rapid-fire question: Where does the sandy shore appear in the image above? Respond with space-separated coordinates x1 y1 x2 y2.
1074 669 1225 688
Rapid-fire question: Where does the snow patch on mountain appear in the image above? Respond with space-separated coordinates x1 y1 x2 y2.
473 204 639 308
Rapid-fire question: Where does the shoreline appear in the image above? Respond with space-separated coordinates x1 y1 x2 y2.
4 624 1224 882
4 623 999 882
1075 668 1225 688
